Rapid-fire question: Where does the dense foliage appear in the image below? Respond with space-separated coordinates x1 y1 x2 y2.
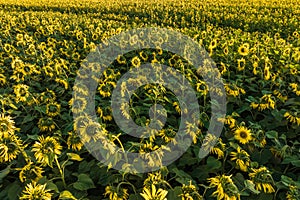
0 0 299 199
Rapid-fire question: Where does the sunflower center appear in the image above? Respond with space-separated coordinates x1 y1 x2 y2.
0 122 8 132
239 131 248 138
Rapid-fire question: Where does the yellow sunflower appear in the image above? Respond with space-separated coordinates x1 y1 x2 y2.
18 161 44 182
46 102 61 117
131 56 141 68
249 167 275 193
19 182 52 200
0 134 22 163
13 84 30 103
238 43 250 56
230 146 251 172
234 126 252 144
104 185 129 200
208 174 240 200
67 131 83 151
0 114 16 137
140 185 168 200
32 136 62 166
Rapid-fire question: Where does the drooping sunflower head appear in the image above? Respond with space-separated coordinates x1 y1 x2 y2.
140 184 168 200
67 131 83 151
180 181 203 200
39 89 56 103
234 126 252 144
230 146 251 172
104 185 129 200
37 117 55 132
19 161 44 183
13 84 30 103
46 102 61 117
208 174 240 200
144 172 163 187
249 166 275 193
19 182 52 200
0 114 16 137
0 134 22 163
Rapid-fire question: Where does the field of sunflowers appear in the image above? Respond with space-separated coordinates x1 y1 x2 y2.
0 0 299 199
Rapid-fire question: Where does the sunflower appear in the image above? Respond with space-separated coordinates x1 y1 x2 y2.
208 174 240 200
234 126 252 144
209 39 218 49
223 46 229 55
284 112 300 126
286 185 300 200
158 127 177 144
39 89 56 103
116 54 127 65
289 83 300 96
264 65 271 80
219 62 227 74
19 182 52 200
46 102 61 117
14 84 30 103
0 134 22 163
230 146 251 172
37 117 55 132
0 74 6 85
70 96 87 114
98 81 116 97
55 78 68 90
104 185 129 200
249 167 275 193
67 131 83 151
237 58 246 71
139 50 149 61
18 161 44 182
131 56 141 68
140 184 168 200
0 114 16 137
32 136 62 166
238 43 250 56
80 120 107 143
180 181 203 200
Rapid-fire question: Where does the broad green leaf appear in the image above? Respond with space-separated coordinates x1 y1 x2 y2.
0 165 11 182
73 174 95 191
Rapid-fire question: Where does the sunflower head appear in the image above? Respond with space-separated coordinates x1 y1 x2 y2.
32 136 62 167
19 162 44 183
234 126 252 144
20 182 52 200
0 114 16 137
0 134 22 163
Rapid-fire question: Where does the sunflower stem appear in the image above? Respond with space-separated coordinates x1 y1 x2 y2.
55 155 66 188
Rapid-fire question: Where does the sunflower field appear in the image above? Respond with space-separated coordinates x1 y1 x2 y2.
0 0 299 199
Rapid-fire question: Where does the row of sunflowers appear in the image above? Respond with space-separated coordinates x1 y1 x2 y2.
0 0 299 199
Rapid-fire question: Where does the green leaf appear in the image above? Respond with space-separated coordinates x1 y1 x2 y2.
206 156 222 170
0 164 11 182
291 160 300 167
46 181 59 193
7 181 22 200
167 186 182 200
265 131 278 139
67 153 83 161
73 174 96 191
59 190 77 200
22 115 35 124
